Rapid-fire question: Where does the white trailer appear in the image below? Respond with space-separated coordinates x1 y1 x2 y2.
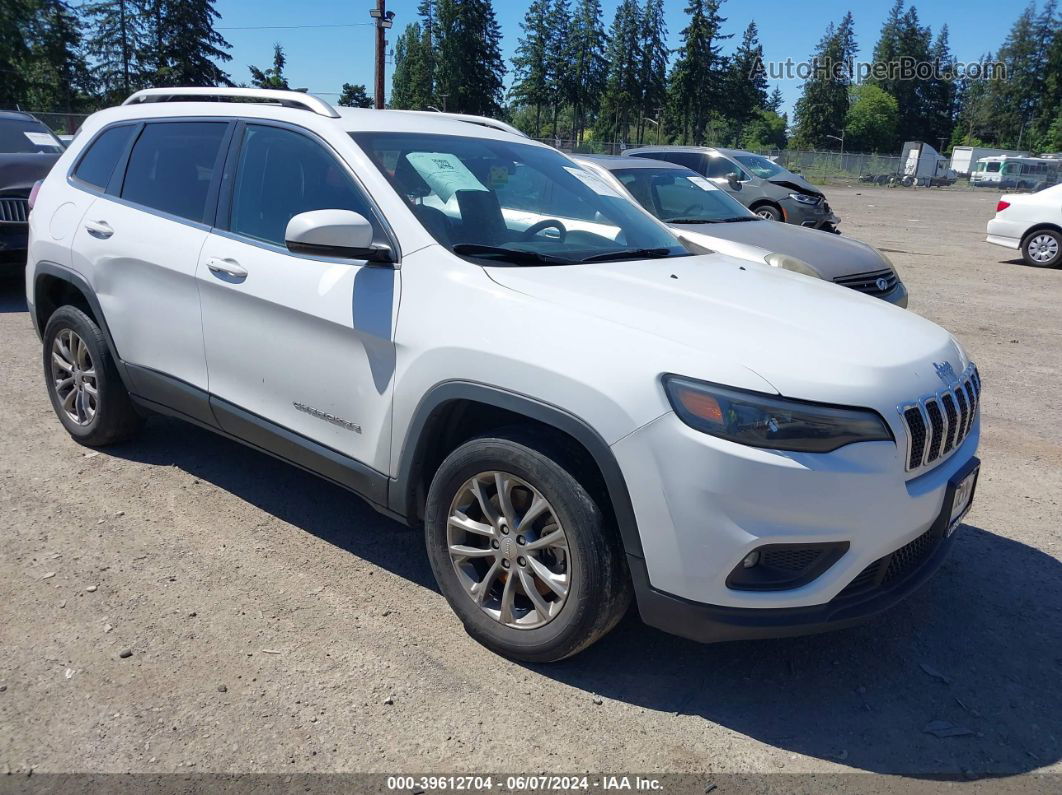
899 141 956 186
950 146 1030 176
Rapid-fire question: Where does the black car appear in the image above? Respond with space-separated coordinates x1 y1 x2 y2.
1 111 64 268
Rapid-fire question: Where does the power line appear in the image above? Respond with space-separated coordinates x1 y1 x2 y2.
217 23 374 31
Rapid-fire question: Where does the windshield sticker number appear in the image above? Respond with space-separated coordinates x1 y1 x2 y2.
563 166 624 198
688 176 716 192
404 152 488 202
24 131 58 147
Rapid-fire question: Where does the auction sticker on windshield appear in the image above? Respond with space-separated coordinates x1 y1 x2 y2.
405 152 488 202
563 166 624 198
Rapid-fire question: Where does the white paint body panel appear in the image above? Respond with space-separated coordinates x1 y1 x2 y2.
986 184 1062 247
27 97 982 614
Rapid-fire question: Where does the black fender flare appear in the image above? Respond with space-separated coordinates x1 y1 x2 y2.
32 262 127 376
389 380 644 559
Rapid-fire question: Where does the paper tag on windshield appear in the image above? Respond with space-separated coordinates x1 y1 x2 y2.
24 131 57 147
688 176 715 191
563 166 623 198
404 152 488 202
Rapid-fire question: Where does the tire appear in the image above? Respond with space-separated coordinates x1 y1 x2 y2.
1021 229 1062 268
424 431 632 662
42 305 143 446
753 204 782 221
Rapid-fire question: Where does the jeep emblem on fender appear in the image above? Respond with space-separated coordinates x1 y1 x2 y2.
933 361 958 385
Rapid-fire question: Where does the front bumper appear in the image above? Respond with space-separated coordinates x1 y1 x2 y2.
628 455 978 642
782 198 839 229
881 280 909 307
613 409 979 615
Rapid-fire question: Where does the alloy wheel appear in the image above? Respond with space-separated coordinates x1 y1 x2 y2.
1028 234 1059 264
447 471 571 629
51 329 97 425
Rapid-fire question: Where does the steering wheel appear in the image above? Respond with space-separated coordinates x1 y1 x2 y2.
521 219 567 242
680 203 705 216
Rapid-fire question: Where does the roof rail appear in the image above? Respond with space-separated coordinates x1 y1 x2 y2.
122 87 340 119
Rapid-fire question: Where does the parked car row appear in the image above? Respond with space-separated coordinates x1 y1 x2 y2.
24 88 981 661
0 110 64 267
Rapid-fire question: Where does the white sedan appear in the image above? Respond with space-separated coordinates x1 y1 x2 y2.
986 183 1062 267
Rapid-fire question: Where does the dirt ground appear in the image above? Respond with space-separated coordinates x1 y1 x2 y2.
1 186 1059 784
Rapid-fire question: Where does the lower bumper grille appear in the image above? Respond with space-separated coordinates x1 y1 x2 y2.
834 267 898 297
835 523 945 600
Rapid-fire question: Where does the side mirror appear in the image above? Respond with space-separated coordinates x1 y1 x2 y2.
285 209 394 263
726 172 740 187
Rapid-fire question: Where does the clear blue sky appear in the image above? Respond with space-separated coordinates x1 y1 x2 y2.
213 0 1018 117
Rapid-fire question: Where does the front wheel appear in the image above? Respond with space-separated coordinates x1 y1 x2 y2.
753 204 782 221
1022 229 1061 268
424 433 631 662
42 306 143 446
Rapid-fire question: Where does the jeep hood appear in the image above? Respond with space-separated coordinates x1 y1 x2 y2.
670 219 888 280
485 254 965 408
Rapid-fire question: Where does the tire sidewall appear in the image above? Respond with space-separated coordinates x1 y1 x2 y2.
42 306 119 442
1023 230 1061 268
425 437 614 661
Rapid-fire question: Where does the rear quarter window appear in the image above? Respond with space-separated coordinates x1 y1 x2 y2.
120 122 228 222
72 125 137 189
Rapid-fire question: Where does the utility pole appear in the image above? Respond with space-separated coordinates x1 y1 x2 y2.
370 1 395 109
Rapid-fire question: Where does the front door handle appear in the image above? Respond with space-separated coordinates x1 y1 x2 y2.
84 220 113 239
206 257 248 279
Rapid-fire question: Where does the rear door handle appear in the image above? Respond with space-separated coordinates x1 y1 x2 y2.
206 257 248 279
84 220 113 239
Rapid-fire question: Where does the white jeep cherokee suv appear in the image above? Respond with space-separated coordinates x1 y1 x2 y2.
26 89 981 661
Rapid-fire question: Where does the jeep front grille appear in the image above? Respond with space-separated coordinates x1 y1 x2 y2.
0 197 29 224
900 364 980 471
833 267 898 297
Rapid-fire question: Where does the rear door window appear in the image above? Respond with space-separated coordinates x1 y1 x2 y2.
120 122 228 223
72 125 136 189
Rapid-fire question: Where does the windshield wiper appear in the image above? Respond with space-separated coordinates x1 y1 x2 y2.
577 247 674 264
452 243 574 265
722 216 762 222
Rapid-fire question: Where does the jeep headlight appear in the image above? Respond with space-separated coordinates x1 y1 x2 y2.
765 252 821 278
663 375 893 453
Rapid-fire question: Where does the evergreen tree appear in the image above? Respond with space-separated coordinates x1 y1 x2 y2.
546 0 571 137
597 0 641 142
338 82 372 108
248 43 289 90
150 0 231 87
417 0 437 103
765 85 784 113
391 22 433 109
510 0 554 134
563 0 608 143
1 0 36 107
637 0 668 141
24 1 94 116
435 0 506 116
1034 8 1062 150
665 0 730 144
867 1 932 147
924 25 956 149
84 0 148 100
727 21 768 125
791 14 857 149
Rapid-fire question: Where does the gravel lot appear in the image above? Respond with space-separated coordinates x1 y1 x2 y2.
1 186 1059 783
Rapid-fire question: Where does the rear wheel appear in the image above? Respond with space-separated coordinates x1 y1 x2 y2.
42 306 142 446
1021 229 1061 268
753 204 782 221
425 432 631 662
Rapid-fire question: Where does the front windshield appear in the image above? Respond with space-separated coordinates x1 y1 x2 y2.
351 132 687 264
612 167 757 223
0 118 63 154
733 154 787 179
